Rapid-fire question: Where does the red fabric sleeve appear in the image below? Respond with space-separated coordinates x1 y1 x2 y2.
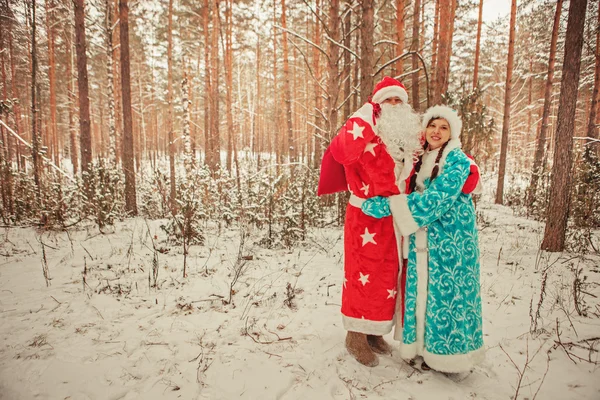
329 105 377 165
462 154 480 194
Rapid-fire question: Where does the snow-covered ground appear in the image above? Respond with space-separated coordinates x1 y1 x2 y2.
1 201 599 399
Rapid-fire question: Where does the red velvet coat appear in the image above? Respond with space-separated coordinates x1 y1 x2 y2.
327 102 403 335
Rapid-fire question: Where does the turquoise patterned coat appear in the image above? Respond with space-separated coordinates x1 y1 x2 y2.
389 143 484 373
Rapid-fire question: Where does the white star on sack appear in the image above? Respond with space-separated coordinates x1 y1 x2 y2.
364 142 378 156
387 289 397 299
358 272 370 286
360 182 369 196
348 122 365 140
360 227 377 246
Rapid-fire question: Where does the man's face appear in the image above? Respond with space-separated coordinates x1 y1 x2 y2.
381 97 403 106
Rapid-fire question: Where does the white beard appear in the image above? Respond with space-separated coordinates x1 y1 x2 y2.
376 103 423 164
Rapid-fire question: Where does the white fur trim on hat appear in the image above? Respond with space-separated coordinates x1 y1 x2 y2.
372 86 409 105
422 105 462 139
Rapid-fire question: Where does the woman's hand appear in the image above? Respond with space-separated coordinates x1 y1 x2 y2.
361 196 391 218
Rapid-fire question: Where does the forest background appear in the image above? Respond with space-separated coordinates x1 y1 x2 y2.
0 0 598 256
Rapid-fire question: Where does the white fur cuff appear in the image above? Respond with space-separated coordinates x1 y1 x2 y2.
397 341 418 360
342 315 393 335
389 195 419 236
423 347 485 373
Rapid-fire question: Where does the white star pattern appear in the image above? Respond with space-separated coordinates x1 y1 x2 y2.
360 227 377 246
360 182 369 196
364 142 378 156
343 277 348 289
358 272 370 286
348 122 365 140
387 289 398 299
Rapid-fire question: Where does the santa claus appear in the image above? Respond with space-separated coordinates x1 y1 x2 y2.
318 77 422 366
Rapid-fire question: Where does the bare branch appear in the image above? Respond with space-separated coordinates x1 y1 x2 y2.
375 39 399 46
336 85 357 112
325 35 360 60
300 0 330 36
288 38 328 95
274 24 329 60
373 51 431 109
0 120 75 182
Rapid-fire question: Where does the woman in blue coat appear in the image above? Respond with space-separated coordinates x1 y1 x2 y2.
363 105 485 373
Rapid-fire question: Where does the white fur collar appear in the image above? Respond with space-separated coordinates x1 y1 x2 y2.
415 139 462 192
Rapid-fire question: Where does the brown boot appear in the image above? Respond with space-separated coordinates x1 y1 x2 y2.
345 331 379 367
367 335 392 355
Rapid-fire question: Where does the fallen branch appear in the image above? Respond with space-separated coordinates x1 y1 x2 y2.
244 317 292 345
192 294 224 303
554 318 578 364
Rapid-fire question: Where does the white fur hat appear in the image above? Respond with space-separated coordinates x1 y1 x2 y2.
422 105 462 139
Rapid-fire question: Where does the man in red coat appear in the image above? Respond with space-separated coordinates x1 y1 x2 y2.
318 77 422 366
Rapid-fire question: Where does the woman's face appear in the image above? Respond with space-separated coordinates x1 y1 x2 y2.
425 118 451 150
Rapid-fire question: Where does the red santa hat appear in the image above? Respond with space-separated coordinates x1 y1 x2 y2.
371 76 409 105
422 105 462 140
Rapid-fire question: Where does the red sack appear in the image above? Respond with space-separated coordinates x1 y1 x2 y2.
317 146 347 196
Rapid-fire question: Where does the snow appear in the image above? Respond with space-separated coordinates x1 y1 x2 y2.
1 199 599 399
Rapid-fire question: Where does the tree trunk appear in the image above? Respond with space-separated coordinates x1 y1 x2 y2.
445 0 457 88
342 1 351 122
541 0 588 252
395 0 405 77
254 36 261 167
203 0 211 167
472 0 483 89
272 0 280 166
586 2 600 150
411 0 421 111
526 0 562 208
64 0 78 175
359 0 374 103
209 0 220 171
74 0 92 173
433 0 450 104
135 59 143 171
30 0 42 202
0 0 13 217
112 0 122 164
280 0 295 162
526 58 533 168
119 0 137 215
167 0 176 207
6 1 22 171
312 0 323 169
182 71 193 175
430 0 439 91
151 68 158 167
225 0 234 171
494 0 517 205
105 0 117 166
45 0 58 164
326 0 340 141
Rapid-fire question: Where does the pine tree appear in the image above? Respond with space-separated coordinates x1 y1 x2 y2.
74 0 92 173
541 0 588 252
495 0 517 205
119 0 137 215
